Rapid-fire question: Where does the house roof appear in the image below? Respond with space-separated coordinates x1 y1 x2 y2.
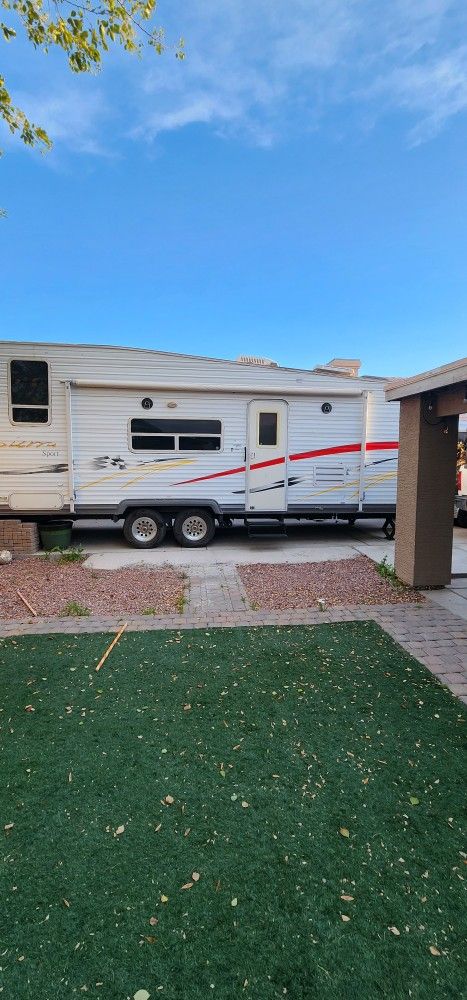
385 357 467 401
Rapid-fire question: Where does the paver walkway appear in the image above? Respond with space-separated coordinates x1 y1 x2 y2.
1 563 466 705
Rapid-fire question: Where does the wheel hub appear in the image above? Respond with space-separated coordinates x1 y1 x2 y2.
182 515 207 541
133 516 158 542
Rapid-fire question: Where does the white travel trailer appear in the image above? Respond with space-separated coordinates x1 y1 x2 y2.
0 341 399 547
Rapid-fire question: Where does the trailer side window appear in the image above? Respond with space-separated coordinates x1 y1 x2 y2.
9 360 49 424
258 411 277 446
130 418 222 452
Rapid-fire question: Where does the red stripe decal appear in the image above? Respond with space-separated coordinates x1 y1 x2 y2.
173 440 398 486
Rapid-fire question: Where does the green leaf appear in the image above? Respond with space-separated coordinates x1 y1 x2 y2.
409 796 419 806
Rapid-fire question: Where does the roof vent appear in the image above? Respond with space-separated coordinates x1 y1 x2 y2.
325 358 361 377
236 355 279 367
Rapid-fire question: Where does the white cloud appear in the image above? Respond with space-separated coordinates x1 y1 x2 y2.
369 45 467 144
4 0 467 153
130 0 467 146
12 87 111 155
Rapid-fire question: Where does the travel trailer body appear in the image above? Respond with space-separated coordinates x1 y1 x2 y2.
0 341 399 546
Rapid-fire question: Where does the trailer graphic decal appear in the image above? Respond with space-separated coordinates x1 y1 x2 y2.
173 441 399 487
81 456 195 491
0 463 68 476
232 476 302 496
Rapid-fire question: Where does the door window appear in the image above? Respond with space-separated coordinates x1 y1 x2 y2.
258 411 278 447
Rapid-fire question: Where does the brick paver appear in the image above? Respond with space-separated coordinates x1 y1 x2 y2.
1 563 466 704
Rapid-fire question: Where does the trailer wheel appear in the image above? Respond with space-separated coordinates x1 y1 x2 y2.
456 509 467 528
123 509 167 548
173 509 215 547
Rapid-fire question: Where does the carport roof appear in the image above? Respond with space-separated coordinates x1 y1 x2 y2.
386 357 467 401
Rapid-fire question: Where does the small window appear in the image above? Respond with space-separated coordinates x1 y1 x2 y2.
131 418 221 435
258 411 278 446
130 417 222 452
132 435 175 451
9 360 49 424
179 436 220 451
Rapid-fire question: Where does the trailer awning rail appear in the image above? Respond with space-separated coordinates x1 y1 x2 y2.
68 379 364 398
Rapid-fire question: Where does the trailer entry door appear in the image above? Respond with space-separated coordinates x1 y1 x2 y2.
246 399 288 511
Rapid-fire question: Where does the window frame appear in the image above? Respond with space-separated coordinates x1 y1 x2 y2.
128 416 223 454
8 358 52 427
256 409 279 448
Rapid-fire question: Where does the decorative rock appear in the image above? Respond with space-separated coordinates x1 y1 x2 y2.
0 550 13 565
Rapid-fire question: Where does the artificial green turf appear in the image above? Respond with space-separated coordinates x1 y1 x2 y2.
0 623 466 1000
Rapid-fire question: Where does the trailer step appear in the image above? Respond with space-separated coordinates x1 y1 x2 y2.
245 519 288 540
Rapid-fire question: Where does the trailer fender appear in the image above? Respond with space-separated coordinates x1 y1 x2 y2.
111 498 223 523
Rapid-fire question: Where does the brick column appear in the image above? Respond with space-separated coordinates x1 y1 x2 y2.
395 397 458 587
0 520 40 557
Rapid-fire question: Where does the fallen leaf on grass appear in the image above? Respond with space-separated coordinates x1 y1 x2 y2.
181 882 193 890
341 914 350 922
192 872 200 882
389 926 400 936
134 991 150 1000
429 945 441 956
63 899 70 908
241 801 249 809
183 704 191 711
362 778 369 785
409 796 420 806
141 935 156 944
340 895 354 902
149 916 158 927
24 705 35 713
154 823 162 832
184 828 191 837
164 795 174 805
339 828 350 838
4 823 14 832
160 895 168 903
231 897 238 907
114 825 125 837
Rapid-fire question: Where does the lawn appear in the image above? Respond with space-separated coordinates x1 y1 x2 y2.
0 623 465 1000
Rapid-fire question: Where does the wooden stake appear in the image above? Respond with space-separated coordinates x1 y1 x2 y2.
17 589 37 617
95 622 128 672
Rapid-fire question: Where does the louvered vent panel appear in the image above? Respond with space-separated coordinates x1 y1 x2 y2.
314 465 345 485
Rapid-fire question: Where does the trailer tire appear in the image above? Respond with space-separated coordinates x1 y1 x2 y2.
456 509 467 528
173 509 215 547
123 509 167 548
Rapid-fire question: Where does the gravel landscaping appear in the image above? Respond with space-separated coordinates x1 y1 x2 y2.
0 559 186 618
238 555 423 609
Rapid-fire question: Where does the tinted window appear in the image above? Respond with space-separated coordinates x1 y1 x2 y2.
258 411 277 446
11 407 49 423
131 435 175 450
10 360 49 406
179 436 221 451
131 416 222 452
131 418 221 434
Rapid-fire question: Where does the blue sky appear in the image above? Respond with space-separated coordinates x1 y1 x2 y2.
2 0 467 379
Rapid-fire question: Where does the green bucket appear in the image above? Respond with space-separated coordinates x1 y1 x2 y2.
39 520 73 551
